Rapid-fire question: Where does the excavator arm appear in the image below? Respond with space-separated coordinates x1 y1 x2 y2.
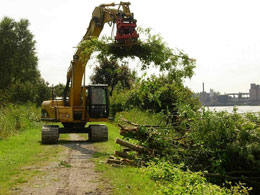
65 2 138 108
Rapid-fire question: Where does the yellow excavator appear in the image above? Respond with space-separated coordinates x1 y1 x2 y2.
41 2 138 144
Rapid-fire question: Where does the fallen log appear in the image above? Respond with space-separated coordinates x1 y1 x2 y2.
115 151 135 160
108 155 116 159
118 123 138 131
107 159 121 164
120 158 135 165
116 138 147 153
118 123 139 136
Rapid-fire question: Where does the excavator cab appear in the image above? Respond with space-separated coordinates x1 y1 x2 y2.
87 84 109 118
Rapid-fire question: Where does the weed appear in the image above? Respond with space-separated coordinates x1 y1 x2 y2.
58 160 71 168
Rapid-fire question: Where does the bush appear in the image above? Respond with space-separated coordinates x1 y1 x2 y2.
0 103 41 138
112 75 200 127
110 89 133 117
187 109 260 174
145 161 250 195
0 79 50 106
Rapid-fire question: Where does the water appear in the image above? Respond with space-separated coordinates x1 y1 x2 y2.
206 106 260 113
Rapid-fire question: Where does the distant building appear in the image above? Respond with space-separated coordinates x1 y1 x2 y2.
199 83 260 106
249 83 260 102
215 95 229 104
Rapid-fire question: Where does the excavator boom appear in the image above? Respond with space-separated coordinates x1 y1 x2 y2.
66 2 138 108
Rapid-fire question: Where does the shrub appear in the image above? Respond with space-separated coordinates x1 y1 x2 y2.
0 103 41 138
110 88 133 117
0 79 50 106
187 109 260 174
145 161 250 195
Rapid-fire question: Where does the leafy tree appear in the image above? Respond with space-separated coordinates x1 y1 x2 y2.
0 17 50 105
8 79 50 106
0 17 40 89
53 83 65 97
90 56 137 96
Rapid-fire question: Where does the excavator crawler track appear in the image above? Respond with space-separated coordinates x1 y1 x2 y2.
42 125 59 144
89 124 108 142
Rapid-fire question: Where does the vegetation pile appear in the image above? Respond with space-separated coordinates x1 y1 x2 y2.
85 28 259 194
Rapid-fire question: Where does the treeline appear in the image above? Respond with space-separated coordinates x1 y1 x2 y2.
0 17 67 138
0 17 66 106
0 17 50 105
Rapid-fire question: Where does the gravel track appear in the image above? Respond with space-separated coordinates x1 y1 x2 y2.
15 134 111 195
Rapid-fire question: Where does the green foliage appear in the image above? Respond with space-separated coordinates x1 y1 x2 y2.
110 74 200 127
145 161 250 195
0 17 39 89
128 75 200 113
187 109 260 174
90 56 136 96
7 79 50 106
80 27 195 84
109 89 132 116
78 24 258 193
115 108 164 126
0 104 41 138
53 83 65 97
0 17 50 105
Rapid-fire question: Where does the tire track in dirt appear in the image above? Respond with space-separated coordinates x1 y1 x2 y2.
15 134 111 195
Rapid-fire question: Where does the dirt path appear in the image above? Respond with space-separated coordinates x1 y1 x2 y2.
16 134 111 195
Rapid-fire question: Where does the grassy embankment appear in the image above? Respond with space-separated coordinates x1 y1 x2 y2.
0 104 68 194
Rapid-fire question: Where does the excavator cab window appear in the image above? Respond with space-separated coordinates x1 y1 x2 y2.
88 85 109 118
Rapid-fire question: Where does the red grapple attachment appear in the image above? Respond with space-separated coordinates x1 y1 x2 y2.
115 17 139 46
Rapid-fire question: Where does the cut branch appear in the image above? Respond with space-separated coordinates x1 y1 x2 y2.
116 138 147 153
115 151 135 160
107 159 121 164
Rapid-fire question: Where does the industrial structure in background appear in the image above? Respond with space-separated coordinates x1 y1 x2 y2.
199 83 260 106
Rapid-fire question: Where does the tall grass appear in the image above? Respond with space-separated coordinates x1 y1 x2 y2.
0 103 41 138
115 108 165 126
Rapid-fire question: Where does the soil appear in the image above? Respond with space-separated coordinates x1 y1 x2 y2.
14 134 111 195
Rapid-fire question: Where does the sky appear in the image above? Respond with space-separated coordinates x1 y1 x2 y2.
1 0 260 93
